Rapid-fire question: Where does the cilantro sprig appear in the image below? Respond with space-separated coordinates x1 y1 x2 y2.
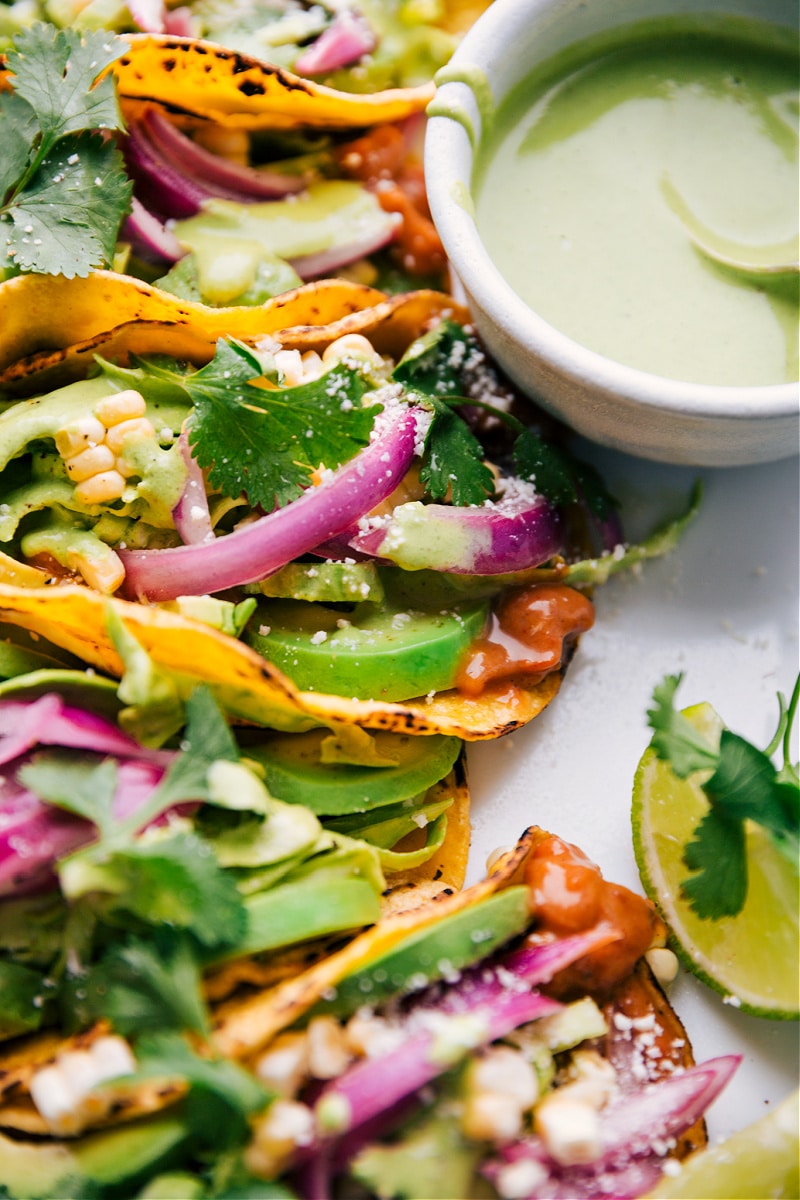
129 339 380 509
647 673 800 920
0 23 132 277
393 320 617 516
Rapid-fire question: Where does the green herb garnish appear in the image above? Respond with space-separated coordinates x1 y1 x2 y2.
647 673 800 920
0 24 132 277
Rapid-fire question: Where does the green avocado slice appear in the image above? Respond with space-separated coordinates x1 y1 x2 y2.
308 885 532 1019
244 598 489 702
240 728 461 815
0 1116 189 1200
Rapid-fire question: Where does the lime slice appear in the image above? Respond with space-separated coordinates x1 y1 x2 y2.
645 1087 799 1198
632 702 799 1019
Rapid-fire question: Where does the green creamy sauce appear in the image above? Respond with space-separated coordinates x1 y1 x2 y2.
475 23 799 385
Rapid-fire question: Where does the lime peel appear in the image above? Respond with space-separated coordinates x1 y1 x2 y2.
645 1087 800 1199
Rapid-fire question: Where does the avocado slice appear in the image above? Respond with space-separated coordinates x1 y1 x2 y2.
0 1115 190 1199
308 885 532 1019
240 728 461 815
248 560 385 604
244 598 489 702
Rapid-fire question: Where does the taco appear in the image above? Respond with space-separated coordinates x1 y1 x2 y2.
0 17 455 298
0 271 621 740
0 794 738 1200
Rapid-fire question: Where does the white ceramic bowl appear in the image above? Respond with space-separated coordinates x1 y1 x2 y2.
424 0 799 466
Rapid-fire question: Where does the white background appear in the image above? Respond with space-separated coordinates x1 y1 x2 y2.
465 445 799 1143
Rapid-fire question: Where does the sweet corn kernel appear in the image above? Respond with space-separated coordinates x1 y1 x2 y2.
94 389 147 428
74 470 127 506
462 1090 524 1141
246 1099 315 1179
105 416 156 456
306 1016 352 1080
65 444 116 482
72 548 125 594
54 416 106 458
255 1032 310 1097
322 333 381 365
645 947 679 985
534 1094 602 1166
274 349 304 386
468 1047 539 1108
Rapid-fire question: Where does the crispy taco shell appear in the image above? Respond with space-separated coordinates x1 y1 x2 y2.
0 273 463 394
0 827 704 1169
0 584 563 740
110 34 435 131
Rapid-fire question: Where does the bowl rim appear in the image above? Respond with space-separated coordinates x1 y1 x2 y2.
424 0 800 423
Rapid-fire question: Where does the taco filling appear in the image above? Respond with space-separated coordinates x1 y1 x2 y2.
0 288 618 720
0 731 739 1200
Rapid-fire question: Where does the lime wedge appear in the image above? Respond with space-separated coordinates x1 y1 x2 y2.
632 703 799 1019
645 1087 799 1198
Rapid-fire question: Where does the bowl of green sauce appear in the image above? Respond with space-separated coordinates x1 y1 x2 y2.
425 0 799 465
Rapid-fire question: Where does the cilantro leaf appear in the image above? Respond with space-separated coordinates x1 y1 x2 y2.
393 321 495 505
646 672 799 921
418 401 495 505
0 92 38 201
6 24 125 148
647 673 720 777
681 808 748 919
512 429 618 521
62 832 247 949
0 24 131 277
132 1030 268 1151
3 132 130 277
393 320 472 397
19 755 117 836
513 429 579 507
705 731 790 840
81 934 210 1037
179 340 378 509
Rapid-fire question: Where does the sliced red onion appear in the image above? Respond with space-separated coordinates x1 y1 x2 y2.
484 1055 741 1199
163 5 194 36
0 695 169 766
143 111 307 201
127 0 166 32
292 928 613 1169
289 212 400 280
121 196 183 264
350 485 565 574
125 123 213 219
311 990 560 1147
173 428 215 546
0 760 167 897
120 405 422 602
294 9 377 76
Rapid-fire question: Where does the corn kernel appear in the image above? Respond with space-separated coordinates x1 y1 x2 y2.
322 333 381 365
462 1090 524 1141
54 416 105 458
255 1032 309 1097
306 1016 352 1080
468 1047 539 1108
645 946 679 985
94 389 147 428
74 470 127 506
105 416 156 456
275 349 304 386
246 1100 315 1178
73 549 125 594
65 444 116 482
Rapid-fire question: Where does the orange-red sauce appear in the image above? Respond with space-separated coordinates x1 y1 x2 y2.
336 126 447 278
456 583 595 697
526 834 665 996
